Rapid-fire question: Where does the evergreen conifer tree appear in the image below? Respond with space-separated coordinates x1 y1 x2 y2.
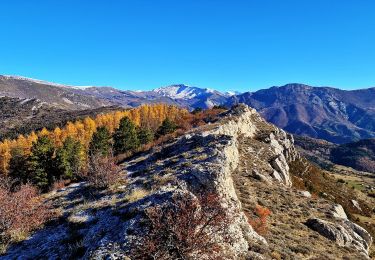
138 127 154 145
156 118 177 138
113 117 140 154
28 136 55 191
89 126 112 156
55 137 83 180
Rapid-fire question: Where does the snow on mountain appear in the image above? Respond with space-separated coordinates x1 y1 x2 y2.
2 75 93 89
152 84 227 100
225 91 242 96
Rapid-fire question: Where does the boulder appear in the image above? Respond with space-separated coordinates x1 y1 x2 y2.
306 218 372 256
331 204 348 219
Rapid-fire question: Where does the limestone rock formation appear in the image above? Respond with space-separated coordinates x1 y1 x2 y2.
306 218 372 255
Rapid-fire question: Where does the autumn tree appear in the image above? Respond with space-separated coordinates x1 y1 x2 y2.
113 117 140 155
28 136 55 191
83 117 97 147
52 127 63 147
0 141 11 176
54 137 84 180
89 126 112 156
38 127 50 137
1 104 189 182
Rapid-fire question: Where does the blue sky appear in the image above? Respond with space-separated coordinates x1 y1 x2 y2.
1 0 375 92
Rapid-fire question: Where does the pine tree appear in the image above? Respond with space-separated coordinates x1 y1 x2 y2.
156 118 177 138
28 136 55 191
8 147 29 186
138 127 154 145
113 117 140 155
89 127 112 156
55 137 83 180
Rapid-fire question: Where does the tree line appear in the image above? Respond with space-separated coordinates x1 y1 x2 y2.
0 104 185 191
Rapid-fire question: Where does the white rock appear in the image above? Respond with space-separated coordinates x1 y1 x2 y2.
351 200 362 211
332 204 348 219
300 191 312 198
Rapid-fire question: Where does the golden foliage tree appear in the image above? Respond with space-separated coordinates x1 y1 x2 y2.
0 104 188 177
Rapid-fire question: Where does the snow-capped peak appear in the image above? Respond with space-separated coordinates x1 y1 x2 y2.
152 84 224 100
224 91 242 96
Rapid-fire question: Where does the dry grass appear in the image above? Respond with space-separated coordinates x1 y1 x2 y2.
125 188 150 203
152 174 177 189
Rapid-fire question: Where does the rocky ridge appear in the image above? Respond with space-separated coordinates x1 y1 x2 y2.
2 105 372 259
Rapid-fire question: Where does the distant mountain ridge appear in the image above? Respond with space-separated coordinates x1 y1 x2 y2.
0 75 111 110
1 75 375 143
230 83 375 143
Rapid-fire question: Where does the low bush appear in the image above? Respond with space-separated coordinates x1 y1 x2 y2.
246 205 271 236
85 153 121 189
0 182 54 253
131 192 233 259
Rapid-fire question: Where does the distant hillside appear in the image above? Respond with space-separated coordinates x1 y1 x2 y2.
0 96 120 140
230 84 375 143
75 86 179 108
294 135 375 174
2 75 375 143
331 139 375 174
0 75 111 110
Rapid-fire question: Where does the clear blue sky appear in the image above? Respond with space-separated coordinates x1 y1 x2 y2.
1 0 375 92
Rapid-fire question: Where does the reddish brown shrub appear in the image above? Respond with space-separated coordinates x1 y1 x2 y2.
246 205 271 236
0 184 54 251
52 179 70 190
131 192 233 259
85 153 121 189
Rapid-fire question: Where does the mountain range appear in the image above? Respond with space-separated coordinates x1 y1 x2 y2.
1 75 375 143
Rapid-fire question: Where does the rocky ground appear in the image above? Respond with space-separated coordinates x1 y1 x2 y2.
1 105 373 259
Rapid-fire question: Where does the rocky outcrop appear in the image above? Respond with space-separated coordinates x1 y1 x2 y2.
207 104 299 187
306 218 372 256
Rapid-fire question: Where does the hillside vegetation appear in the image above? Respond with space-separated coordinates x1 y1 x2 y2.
0 96 122 141
0 103 227 253
295 135 375 174
331 139 375 173
0 105 373 259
